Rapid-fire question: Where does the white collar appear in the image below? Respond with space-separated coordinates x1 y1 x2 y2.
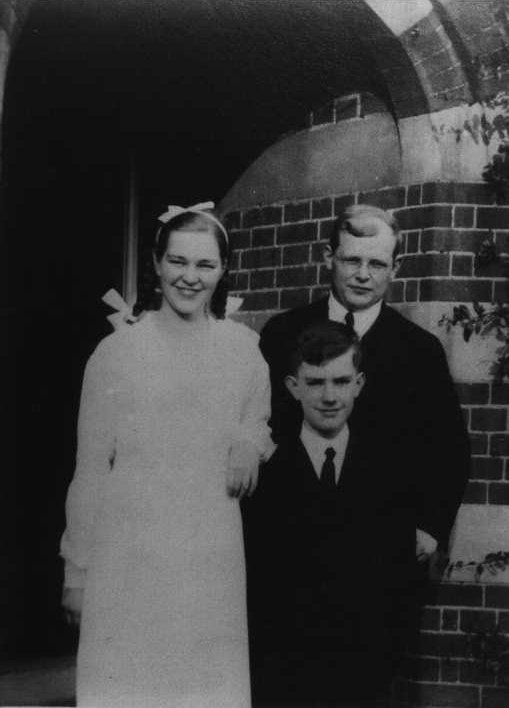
327 294 383 338
300 423 350 483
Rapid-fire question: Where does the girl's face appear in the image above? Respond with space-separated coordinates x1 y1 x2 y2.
154 229 225 321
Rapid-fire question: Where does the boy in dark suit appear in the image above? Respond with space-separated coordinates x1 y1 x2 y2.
244 322 429 708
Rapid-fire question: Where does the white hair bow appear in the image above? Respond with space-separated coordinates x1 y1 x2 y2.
156 201 229 243
158 201 215 224
102 289 138 330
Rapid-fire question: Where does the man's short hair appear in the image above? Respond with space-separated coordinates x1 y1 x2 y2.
330 203 402 259
289 321 362 375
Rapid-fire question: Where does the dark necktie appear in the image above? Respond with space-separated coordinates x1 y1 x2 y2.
321 447 336 489
344 310 355 331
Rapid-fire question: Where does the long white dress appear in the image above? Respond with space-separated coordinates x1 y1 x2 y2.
61 312 272 708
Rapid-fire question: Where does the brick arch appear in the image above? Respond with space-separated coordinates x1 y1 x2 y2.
364 0 509 116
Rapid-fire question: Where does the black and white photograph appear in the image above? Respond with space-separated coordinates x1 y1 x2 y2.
1 1 508 706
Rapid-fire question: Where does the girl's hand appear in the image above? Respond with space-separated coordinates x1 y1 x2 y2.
226 440 260 499
62 587 84 627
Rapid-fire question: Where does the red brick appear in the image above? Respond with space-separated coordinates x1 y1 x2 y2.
282 244 310 266
411 682 479 708
276 266 317 288
333 194 355 216
494 280 509 301
250 270 275 290
469 433 488 455
420 278 492 302
490 434 509 456
418 631 471 658
485 586 509 609
497 233 509 254
312 198 332 219
491 384 509 405
311 287 328 302
474 257 509 278
442 609 459 631
241 247 281 270
395 205 453 231
471 457 504 480
284 201 311 223
230 251 240 271
359 92 387 116
276 222 318 245
477 207 509 230
229 229 251 250
319 264 330 285
401 655 440 681
483 687 509 708
455 383 490 404
358 187 406 210
432 584 483 607
421 228 487 253
454 206 475 228
242 206 282 229
452 254 473 276
312 102 334 126
229 272 248 291
241 290 279 311
488 482 509 505
223 211 241 230
398 253 450 278
422 607 441 630
387 280 404 303
334 95 358 121
459 659 496 685
252 227 275 247
407 184 421 206
463 481 488 503
422 182 493 205
499 611 509 633
460 609 497 633
405 231 420 253
280 288 310 310
440 657 459 682
319 219 335 244
471 407 507 431
311 241 327 262
405 280 419 302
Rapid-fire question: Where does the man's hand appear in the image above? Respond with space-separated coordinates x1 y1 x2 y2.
416 528 437 562
226 440 260 499
62 587 84 627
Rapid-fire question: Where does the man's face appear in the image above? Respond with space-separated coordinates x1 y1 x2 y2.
324 217 398 311
285 350 364 438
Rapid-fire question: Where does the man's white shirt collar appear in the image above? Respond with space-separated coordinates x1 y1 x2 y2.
327 294 382 338
300 423 350 484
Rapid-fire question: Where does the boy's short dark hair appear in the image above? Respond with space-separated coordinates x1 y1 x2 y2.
289 321 362 375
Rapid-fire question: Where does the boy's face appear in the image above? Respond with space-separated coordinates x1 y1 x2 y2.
285 349 364 438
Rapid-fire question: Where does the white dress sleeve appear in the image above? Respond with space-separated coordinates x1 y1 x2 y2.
60 341 117 589
237 332 275 462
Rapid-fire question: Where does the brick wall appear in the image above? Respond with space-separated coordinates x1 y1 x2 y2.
395 584 509 708
225 180 509 707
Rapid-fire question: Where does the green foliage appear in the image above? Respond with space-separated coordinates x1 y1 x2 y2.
445 551 509 582
439 302 509 381
483 143 509 203
466 622 509 682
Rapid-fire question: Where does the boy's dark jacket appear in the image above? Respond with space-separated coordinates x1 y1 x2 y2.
243 429 420 705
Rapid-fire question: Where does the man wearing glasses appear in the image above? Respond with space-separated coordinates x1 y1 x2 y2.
254 203 470 703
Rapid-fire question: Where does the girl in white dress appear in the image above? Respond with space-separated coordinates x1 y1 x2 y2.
61 202 272 708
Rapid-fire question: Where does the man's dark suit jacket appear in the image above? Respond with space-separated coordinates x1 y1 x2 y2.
259 297 470 548
244 431 419 707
